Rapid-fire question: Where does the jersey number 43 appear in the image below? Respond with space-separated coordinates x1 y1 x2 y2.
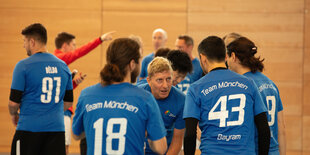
209 94 246 127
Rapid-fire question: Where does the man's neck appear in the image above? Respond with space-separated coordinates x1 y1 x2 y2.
32 46 47 54
207 62 227 72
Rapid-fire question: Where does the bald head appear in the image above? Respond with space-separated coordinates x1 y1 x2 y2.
152 28 168 51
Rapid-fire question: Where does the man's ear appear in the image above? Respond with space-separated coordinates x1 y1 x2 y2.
129 59 136 72
231 52 237 62
146 76 150 85
29 38 35 48
199 53 207 64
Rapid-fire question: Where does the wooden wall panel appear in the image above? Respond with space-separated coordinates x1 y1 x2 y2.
102 0 186 12
304 0 310 116
303 0 310 152
0 0 101 10
303 116 310 152
189 0 303 13
286 116 302 151
101 11 187 58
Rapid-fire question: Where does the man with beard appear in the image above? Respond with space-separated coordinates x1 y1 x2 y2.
138 57 185 155
9 23 73 155
72 38 167 155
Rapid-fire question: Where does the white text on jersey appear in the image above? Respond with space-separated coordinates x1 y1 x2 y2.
45 66 58 74
85 101 139 113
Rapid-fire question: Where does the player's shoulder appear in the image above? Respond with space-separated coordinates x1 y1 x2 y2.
142 53 154 61
171 86 185 98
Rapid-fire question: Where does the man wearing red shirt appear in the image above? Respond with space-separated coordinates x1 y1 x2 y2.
54 31 114 155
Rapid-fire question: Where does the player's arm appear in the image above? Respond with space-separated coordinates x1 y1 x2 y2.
148 137 167 155
278 111 286 155
254 112 270 155
196 124 201 142
63 90 73 111
8 89 23 126
184 117 198 155
166 128 185 155
72 132 85 140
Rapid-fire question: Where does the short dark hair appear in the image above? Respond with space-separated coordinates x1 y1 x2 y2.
167 50 192 74
227 37 264 72
178 35 194 46
198 36 226 62
155 48 170 58
21 23 47 44
100 38 141 85
55 32 75 49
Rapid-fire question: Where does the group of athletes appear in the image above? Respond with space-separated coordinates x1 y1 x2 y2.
8 23 286 155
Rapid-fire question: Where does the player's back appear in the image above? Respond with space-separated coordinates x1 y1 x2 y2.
244 71 283 152
73 83 166 155
12 53 72 132
185 69 266 154
138 53 154 79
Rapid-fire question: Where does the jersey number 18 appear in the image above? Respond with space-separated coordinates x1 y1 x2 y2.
93 118 127 155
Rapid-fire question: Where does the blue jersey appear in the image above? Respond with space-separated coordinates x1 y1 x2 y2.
72 83 166 155
176 58 203 94
138 83 185 155
183 69 267 155
244 72 283 154
138 53 154 79
135 78 147 86
10 53 73 132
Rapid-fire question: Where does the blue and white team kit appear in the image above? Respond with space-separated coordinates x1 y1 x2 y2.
138 83 185 155
72 83 166 155
11 53 73 132
183 69 267 155
244 72 284 155
176 58 203 94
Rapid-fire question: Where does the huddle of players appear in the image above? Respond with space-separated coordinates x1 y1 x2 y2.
9 23 285 155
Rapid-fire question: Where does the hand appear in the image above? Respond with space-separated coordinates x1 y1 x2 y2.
74 72 87 85
11 114 19 126
100 31 116 41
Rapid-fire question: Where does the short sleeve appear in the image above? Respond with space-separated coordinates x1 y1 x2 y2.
183 86 201 120
251 80 268 116
72 95 85 135
275 86 284 112
11 61 26 91
146 94 166 141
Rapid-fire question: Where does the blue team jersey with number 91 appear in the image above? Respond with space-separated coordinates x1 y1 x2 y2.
183 69 267 155
72 83 166 155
